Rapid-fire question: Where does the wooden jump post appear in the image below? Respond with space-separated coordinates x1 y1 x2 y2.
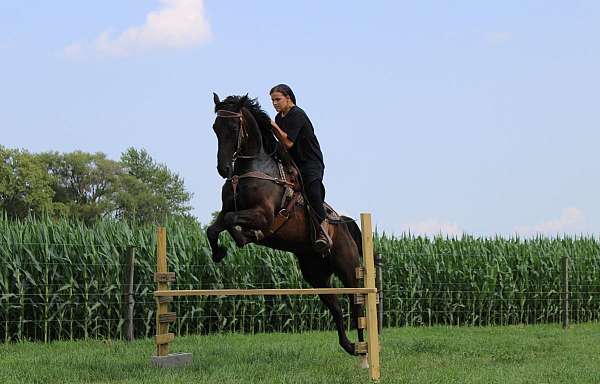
151 212 381 381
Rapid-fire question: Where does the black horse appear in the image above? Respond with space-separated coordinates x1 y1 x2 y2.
207 93 365 356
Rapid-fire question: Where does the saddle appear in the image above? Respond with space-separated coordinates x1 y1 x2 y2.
274 160 339 245
228 150 338 246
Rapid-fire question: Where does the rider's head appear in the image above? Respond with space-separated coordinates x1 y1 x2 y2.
270 84 296 114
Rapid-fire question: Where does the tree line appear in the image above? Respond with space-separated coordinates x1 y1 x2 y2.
0 146 193 224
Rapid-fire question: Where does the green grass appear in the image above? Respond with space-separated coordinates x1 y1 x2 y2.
2 324 600 383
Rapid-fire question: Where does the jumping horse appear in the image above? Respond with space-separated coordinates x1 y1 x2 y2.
206 93 365 356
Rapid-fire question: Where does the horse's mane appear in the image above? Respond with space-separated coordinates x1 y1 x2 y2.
216 95 289 161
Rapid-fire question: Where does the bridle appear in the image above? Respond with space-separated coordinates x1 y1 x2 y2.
215 109 255 175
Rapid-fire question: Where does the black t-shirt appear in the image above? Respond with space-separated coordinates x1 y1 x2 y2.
275 106 325 178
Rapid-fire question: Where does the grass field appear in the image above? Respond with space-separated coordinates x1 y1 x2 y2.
1 324 600 384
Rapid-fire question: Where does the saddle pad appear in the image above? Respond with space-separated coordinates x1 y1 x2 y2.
323 202 341 221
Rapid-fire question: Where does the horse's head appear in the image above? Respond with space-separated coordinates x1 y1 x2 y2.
212 93 250 178
212 93 274 179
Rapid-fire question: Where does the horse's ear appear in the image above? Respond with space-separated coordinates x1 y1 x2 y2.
213 92 220 105
237 94 249 110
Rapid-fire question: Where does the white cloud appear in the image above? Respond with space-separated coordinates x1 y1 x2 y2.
484 31 512 45
63 0 211 58
514 208 585 236
399 219 464 237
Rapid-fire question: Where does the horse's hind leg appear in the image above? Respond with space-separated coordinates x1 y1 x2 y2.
333 263 364 346
340 278 365 350
330 234 365 350
297 254 356 356
318 291 356 355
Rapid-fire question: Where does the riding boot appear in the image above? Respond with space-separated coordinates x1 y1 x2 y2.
313 219 333 254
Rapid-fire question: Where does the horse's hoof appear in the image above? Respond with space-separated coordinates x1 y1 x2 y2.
253 230 264 241
212 246 227 263
358 354 369 369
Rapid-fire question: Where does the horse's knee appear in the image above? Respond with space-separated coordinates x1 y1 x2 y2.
222 212 236 227
223 210 269 230
230 228 250 247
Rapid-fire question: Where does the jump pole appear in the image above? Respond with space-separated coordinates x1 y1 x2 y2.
151 213 381 381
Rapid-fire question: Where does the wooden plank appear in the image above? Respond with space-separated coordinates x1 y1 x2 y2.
354 294 365 305
361 213 380 381
355 341 368 354
155 332 175 345
357 316 367 329
154 287 376 297
159 312 177 323
355 267 364 280
154 272 176 283
158 296 173 304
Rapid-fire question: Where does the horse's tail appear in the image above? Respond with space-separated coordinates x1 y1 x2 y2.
342 216 363 258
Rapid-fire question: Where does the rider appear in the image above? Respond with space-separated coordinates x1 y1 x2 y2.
269 84 331 253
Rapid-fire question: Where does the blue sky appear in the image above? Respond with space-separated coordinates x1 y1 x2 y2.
1 1 598 237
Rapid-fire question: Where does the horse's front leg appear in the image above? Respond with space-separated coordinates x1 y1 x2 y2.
223 208 272 247
206 211 228 263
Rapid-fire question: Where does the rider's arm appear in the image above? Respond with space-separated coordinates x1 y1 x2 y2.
270 120 294 150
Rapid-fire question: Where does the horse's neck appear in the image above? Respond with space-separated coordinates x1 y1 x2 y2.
237 111 280 175
235 152 279 176
242 109 263 155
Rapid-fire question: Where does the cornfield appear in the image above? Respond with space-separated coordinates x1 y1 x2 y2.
1 215 599 342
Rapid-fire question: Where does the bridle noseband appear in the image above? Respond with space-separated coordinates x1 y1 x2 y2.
216 109 250 161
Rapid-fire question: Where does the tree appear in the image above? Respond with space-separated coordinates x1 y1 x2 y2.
1 146 195 225
117 147 193 223
38 151 122 223
108 174 161 223
0 146 55 219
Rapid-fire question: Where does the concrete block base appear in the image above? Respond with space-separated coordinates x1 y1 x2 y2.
150 353 193 368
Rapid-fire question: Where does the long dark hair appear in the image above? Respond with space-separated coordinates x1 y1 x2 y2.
269 84 296 104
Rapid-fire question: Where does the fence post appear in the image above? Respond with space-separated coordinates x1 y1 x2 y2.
151 227 192 367
156 227 171 356
361 213 381 381
375 253 383 334
123 245 136 341
561 255 569 330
